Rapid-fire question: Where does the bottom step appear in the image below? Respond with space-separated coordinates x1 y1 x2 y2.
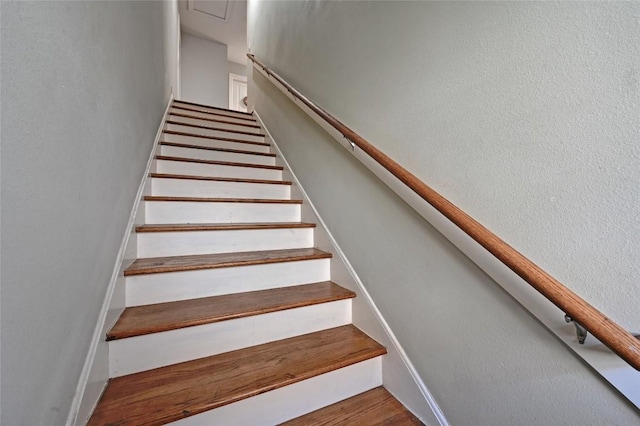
281 386 424 426
88 325 386 425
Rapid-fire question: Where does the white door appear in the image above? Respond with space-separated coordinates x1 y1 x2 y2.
229 73 248 112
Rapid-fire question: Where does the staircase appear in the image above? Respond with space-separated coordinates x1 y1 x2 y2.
88 100 422 425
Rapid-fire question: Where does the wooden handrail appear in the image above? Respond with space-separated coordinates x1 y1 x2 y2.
248 53 640 371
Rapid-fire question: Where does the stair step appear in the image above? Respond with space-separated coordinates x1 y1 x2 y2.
108 281 354 340
124 248 332 276
174 99 254 117
109 285 352 376
166 120 265 137
149 173 291 200
125 253 331 307
170 106 257 125
160 134 270 153
136 222 315 233
144 196 301 224
157 146 276 166
136 220 314 258
160 141 276 157
169 111 261 129
144 195 301 203
89 325 386 426
171 104 257 123
281 387 424 426
165 124 265 145
154 157 282 180
155 155 282 170
164 128 266 145
149 172 290 185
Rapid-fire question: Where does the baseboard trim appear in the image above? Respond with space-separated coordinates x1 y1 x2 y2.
254 111 449 426
65 95 174 426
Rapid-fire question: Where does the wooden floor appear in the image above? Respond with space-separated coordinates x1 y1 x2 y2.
89 326 386 426
281 387 424 426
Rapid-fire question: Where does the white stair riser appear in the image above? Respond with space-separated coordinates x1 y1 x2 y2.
173 103 253 120
169 114 261 133
155 159 282 181
125 259 331 306
170 108 256 125
160 141 274 165
169 357 383 426
109 300 351 377
165 123 265 144
144 201 301 224
150 178 290 200
136 228 314 258
161 133 270 153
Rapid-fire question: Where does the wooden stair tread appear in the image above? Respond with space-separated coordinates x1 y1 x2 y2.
108 281 355 340
170 111 261 128
124 248 332 276
136 222 316 233
144 195 302 204
149 172 291 185
89 325 386 425
174 99 254 116
167 120 265 137
171 104 257 123
160 141 276 157
164 129 266 147
281 387 423 426
155 154 284 170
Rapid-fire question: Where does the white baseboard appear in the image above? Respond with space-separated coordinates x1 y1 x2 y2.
254 111 449 426
65 95 174 426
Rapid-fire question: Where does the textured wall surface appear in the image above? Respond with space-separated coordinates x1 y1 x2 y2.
248 1 640 424
180 32 228 107
1 1 174 424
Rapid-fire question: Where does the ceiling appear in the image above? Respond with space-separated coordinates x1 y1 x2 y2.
179 0 248 64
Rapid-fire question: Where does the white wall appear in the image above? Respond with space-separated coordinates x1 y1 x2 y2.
228 61 247 77
248 1 640 424
164 0 181 98
0 1 178 425
180 32 228 107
